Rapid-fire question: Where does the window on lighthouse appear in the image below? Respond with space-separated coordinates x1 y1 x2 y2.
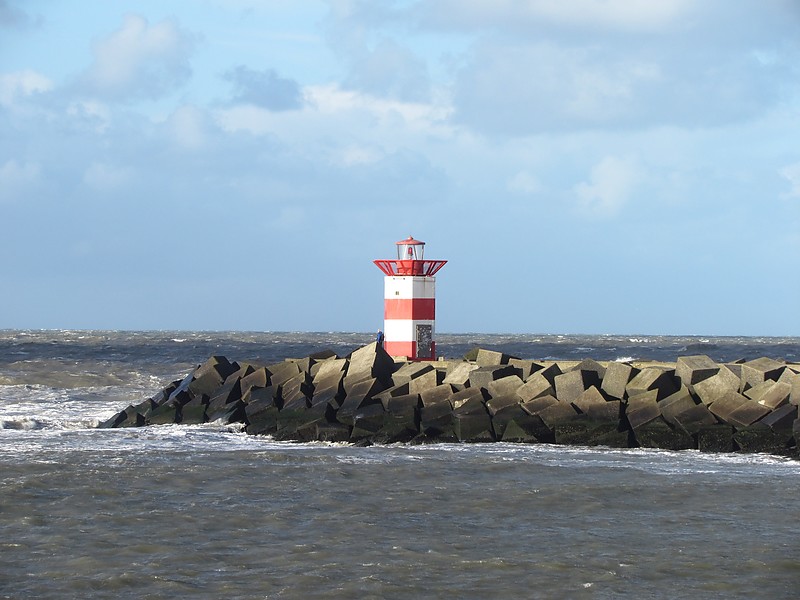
397 243 424 260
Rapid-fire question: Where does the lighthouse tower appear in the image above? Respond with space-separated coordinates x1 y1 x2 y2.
373 236 447 360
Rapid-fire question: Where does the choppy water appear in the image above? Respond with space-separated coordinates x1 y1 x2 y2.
2 330 800 599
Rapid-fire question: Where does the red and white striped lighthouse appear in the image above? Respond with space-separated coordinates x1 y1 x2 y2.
373 236 447 360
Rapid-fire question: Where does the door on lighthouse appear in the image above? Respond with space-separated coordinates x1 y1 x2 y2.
416 324 432 359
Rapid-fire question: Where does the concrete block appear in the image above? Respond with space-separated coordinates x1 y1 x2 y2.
311 422 351 443
450 387 485 412
311 369 345 396
520 395 558 416
347 342 396 383
759 404 797 431
372 382 410 404
194 355 238 382
740 357 786 392
569 358 606 380
791 371 800 405
187 369 226 399
167 373 194 403
515 372 555 402
487 375 525 399
476 348 515 366
693 366 741 405
554 369 601 404
207 399 246 424
537 401 579 428
468 365 520 390
384 393 420 416
583 399 621 423
97 408 129 429
633 420 694 450
626 367 678 401
374 412 420 444
343 372 384 397
267 360 302 388
180 398 207 425
442 362 479 387
349 404 386 441
552 418 626 448
626 390 658 412
708 391 751 422
532 363 563 386
672 404 718 436
726 401 772 428
419 384 456 408
309 383 343 410
311 358 347 382
336 378 384 425
224 364 255 385
103 404 146 428
391 362 434 385
453 412 494 442
626 402 661 430
146 400 180 425
408 369 444 395
246 385 277 405
676 355 720 391
553 418 590 446
658 386 699 426
508 359 541 380
491 404 546 441
485 394 521 417
733 424 793 454
748 381 791 410
420 401 457 439
276 404 318 440
280 373 313 408
208 378 242 410
244 396 279 435
572 386 607 413
239 367 269 399
499 418 539 443
696 424 735 452
601 362 640 400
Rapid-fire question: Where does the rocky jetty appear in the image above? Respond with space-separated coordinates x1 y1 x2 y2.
97 343 800 456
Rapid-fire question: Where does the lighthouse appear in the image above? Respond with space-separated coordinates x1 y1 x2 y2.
373 236 447 360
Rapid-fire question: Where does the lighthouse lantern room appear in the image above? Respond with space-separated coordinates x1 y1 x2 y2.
373 236 447 360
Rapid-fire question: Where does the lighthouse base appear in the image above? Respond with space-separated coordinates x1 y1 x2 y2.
384 340 436 361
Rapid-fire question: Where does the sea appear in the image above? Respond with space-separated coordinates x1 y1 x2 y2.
1 330 799 599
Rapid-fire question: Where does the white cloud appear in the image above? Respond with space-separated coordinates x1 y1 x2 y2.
79 14 196 101
0 70 53 106
217 84 454 141
779 162 800 199
574 156 640 216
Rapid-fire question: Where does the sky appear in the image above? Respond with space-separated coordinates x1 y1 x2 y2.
1 0 799 336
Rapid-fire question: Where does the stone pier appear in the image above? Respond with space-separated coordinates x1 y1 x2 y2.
97 343 800 456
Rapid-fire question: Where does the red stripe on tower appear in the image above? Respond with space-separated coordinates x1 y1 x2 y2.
384 298 436 320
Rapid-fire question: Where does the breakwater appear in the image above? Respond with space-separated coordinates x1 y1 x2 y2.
98 342 800 455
